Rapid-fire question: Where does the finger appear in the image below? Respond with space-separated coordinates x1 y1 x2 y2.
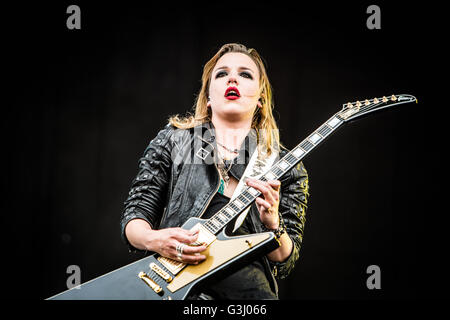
246 179 276 203
255 197 272 211
265 180 280 201
172 243 207 263
268 180 281 193
181 244 208 255
172 228 200 244
179 253 207 265
247 177 279 189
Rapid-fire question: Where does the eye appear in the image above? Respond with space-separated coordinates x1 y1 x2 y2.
215 71 227 78
240 72 253 79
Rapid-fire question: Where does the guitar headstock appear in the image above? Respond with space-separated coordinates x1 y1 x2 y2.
337 94 417 122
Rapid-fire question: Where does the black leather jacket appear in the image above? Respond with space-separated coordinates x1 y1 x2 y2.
120 121 309 294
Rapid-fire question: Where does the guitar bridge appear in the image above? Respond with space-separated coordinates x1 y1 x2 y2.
138 271 163 295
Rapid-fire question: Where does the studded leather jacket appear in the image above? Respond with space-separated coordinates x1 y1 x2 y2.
120 121 309 294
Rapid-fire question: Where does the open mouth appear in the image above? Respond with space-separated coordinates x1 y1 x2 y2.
224 87 241 100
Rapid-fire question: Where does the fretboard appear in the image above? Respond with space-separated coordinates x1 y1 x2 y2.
203 113 345 235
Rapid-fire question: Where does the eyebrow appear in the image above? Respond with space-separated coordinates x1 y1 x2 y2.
215 66 255 73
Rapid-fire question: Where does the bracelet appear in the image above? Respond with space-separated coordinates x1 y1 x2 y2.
262 215 286 240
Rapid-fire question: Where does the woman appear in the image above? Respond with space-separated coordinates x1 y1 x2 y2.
120 43 309 299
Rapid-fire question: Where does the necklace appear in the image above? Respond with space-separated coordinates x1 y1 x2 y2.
216 141 239 154
217 149 233 195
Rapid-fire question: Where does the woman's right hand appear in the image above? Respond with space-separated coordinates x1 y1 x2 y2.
145 227 207 264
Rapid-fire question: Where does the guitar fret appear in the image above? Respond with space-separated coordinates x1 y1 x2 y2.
206 220 217 228
300 140 314 151
291 147 305 158
217 212 228 222
234 198 245 208
214 216 226 225
318 124 332 136
271 166 284 176
327 116 341 128
309 133 322 144
264 171 277 180
285 153 297 164
222 209 233 219
210 218 221 228
224 207 234 215
237 194 249 205
205 223 218 233
247 187 260 196
229 203 239 212
278 160 290 170
241 191 254 201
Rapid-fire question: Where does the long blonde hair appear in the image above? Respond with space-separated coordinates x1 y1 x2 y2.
168 43 283 155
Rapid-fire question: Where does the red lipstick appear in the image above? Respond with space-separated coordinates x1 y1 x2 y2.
224 86 241 100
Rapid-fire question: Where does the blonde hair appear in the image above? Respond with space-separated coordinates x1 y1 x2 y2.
168 43 283 155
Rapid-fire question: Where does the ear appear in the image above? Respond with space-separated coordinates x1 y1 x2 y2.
257 98 262 108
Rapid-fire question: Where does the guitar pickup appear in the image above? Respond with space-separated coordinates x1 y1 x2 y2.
150 262 173 283
138 271 163 295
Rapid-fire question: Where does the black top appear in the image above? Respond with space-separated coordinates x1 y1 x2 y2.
198 190 277 299
201 191 251 235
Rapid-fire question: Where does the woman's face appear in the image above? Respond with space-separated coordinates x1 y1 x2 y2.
208 52 261 122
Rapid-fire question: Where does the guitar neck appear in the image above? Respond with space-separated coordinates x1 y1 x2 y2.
203 113 345 235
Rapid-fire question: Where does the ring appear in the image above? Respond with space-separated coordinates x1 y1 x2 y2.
177 252 182 260
176 243 186 255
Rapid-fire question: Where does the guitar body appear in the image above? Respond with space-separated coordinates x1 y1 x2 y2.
48 217 279 300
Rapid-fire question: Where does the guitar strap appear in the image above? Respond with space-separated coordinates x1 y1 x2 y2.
230 145 279 233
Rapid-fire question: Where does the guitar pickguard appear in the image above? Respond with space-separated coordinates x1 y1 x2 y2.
167 232 274 293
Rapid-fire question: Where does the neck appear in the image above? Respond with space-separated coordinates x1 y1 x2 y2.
211 115 251 157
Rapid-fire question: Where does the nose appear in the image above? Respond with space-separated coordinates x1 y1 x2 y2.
227 74 238 85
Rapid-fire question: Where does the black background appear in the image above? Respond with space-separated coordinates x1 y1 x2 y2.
4 1 446 303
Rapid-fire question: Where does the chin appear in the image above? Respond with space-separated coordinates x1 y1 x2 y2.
212 101 255 120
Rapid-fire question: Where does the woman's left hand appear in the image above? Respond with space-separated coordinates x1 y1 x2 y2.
245 178 281 230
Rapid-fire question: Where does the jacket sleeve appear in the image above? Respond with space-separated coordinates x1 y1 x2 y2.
268 159 309 279
120 124 175 252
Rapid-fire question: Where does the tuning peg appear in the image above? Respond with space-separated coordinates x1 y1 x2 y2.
365 99 370 106
391 95 397 101
355 101 361 107
374 98 379 103
347 102 353 108
382 96 388 102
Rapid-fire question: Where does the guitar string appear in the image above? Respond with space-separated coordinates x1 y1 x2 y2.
204 102 380 233
203 98 402 234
